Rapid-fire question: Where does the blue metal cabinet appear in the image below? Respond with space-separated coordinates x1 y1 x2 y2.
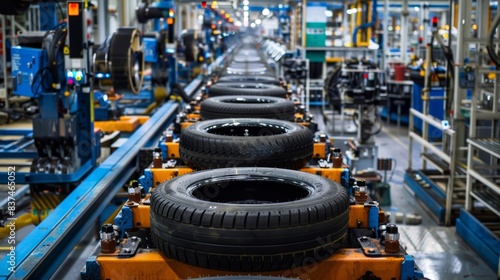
412 84 445 139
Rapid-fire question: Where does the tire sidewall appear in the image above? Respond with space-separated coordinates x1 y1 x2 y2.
181 118 307 144
156 167 342 213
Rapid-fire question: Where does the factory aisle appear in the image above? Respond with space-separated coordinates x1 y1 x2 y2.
314 107 497 280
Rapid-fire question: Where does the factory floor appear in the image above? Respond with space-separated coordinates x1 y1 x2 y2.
0 108 498 279
314 106 498 280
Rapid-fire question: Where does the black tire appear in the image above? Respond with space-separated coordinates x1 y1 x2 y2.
150 167 349 272
200 95 295 121
229 62 267 69
226 66 268 74
183 31 197 62
191 277 294 280
180 118 313 170
221 69 275 77
216 75 280 85
233 56 263 63
208 83 287 98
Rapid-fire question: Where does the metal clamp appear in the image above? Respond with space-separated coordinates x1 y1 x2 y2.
358 236 382 257
118 236 141 258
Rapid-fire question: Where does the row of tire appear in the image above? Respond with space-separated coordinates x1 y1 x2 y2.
150 37 350 274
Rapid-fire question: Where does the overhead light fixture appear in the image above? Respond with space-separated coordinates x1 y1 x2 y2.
414 7 420 12
243 0 249 5
346 8 357 15
262 8 270 16
255 19 261 24
278 4 283 8
244 11 249 17
243 5 249 10
325 10 333 17
251 23 256 28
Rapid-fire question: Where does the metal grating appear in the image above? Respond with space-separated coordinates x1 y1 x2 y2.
468 138 500 159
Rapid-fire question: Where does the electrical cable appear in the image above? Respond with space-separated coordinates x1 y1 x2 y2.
487 9 500 68
31 67 55 96
53 0 64 20
66 89 77 112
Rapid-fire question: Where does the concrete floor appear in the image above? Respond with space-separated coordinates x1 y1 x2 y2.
315 106 498 280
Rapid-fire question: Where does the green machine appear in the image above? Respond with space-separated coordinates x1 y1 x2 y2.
305 2 326 62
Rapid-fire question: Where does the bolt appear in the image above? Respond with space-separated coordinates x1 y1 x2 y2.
368 249 376 253
122 248 131 253
387 224 399 234
101 224 114 234
130 236 138 242
319 134 327 142
360 236 368 242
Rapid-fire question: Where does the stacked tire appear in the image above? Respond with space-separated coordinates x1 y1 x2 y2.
151 168 349 271
150 37 348 273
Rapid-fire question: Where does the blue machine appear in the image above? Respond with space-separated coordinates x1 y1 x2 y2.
11 47 46 97
0 3 100 189
39 2 58 31
143 37 159 63
412 84 445 139
136 0 177 90
88 0 179 116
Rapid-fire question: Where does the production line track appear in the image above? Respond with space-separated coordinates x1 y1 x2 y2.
75 38 427 280
0 74 207 279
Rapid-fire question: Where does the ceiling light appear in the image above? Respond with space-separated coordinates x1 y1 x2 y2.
346 8 357 15
262 8 270 16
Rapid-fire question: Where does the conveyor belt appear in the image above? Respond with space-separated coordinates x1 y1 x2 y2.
0 77 204 279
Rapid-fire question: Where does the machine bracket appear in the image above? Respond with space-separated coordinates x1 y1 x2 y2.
357 236 382 257
118 236 142 258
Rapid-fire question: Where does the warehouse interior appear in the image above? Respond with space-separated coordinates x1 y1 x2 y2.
0 0 498 279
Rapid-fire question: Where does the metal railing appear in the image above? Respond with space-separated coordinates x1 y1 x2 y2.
408 108 457 226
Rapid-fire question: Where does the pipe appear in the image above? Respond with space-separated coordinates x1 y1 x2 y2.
382 0 388 69
400 0 409 64
352 0 377 46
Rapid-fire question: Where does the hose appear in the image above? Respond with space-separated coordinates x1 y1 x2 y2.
487 9 500 68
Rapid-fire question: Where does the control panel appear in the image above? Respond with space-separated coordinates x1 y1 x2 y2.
11 46 46 97
458 66 475 89
66 69 87 85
